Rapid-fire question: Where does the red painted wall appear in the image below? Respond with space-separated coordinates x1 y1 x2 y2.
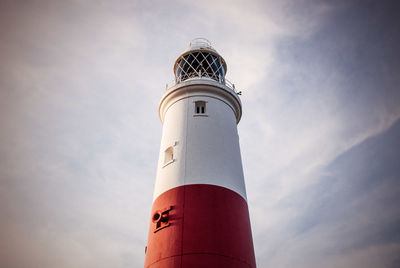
145 184 256 268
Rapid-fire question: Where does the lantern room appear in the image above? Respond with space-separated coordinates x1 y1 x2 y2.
173 38 227 84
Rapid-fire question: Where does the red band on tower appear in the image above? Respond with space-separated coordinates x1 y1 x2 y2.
145 184 256 268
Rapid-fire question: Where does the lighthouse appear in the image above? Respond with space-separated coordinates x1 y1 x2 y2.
144 38 256 268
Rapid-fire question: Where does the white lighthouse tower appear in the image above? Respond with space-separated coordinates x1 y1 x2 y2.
144 38 256 268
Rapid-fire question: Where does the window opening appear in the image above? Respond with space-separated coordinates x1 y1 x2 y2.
164 146 174 165
195 101 206 114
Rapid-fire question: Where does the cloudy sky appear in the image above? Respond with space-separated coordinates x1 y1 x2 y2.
1 0 399 267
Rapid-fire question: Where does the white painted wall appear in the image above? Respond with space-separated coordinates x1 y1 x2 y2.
153 80 247 201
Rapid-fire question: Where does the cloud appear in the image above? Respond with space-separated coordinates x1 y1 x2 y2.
241 0 400 266
264 119 400 267
0 0 399 267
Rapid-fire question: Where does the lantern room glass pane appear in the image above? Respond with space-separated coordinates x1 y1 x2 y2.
176 52 225 83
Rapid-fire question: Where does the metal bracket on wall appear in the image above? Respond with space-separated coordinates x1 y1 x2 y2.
152 206 172 233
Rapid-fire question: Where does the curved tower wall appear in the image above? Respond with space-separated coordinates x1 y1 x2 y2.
144 39 256 268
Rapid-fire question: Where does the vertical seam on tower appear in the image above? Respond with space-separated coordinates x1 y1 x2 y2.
181 92 189 267
181 185 186 267
184 91 189 196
